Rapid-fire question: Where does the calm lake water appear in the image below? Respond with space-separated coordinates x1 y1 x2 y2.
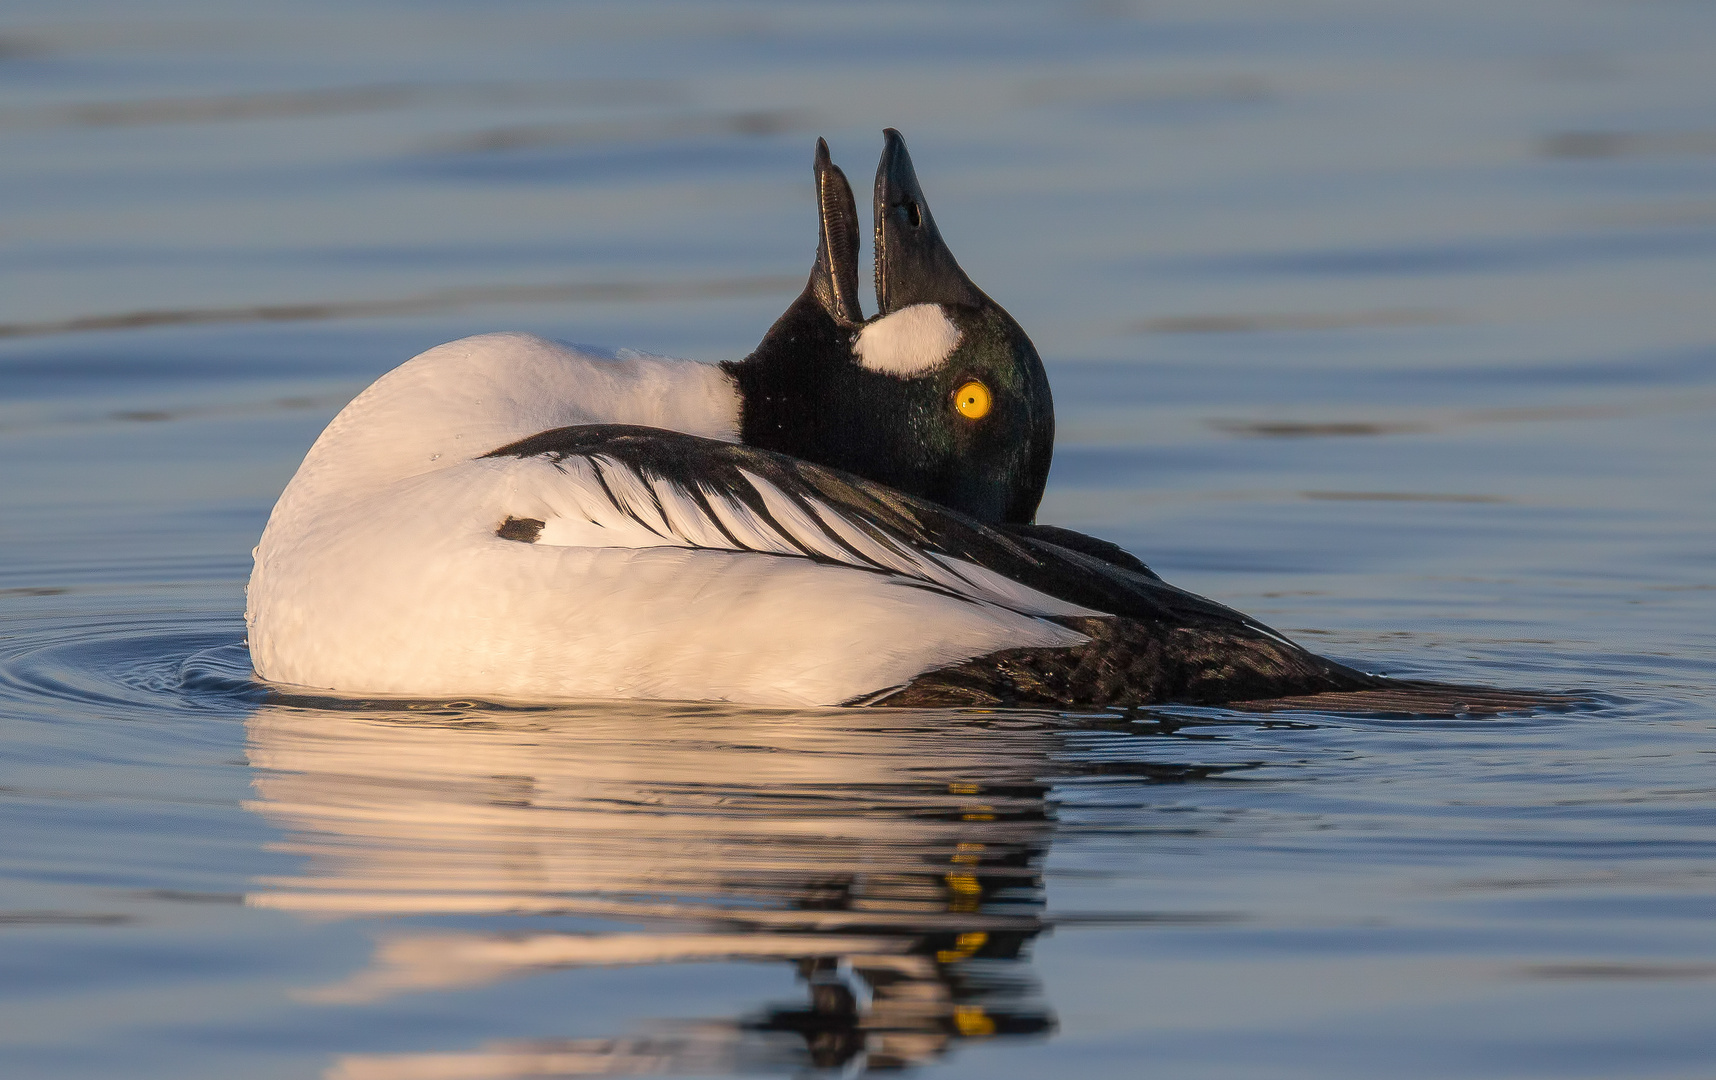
3 1 1715 1076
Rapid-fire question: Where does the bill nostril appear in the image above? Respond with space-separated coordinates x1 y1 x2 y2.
904 201 921 228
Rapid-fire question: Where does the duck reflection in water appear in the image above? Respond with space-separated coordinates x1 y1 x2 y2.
241 701 1129 1076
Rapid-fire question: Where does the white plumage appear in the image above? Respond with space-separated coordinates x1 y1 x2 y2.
247 331 1089 706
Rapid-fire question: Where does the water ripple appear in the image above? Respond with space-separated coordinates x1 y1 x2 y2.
0 612 255 718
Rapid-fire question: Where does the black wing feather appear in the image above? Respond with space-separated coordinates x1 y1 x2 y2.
487 426 1566 714
490 426 1238 622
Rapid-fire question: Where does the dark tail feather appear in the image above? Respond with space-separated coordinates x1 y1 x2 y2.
1226 680 1581 717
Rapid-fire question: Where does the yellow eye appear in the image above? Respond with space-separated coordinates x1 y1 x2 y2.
953 380 992 420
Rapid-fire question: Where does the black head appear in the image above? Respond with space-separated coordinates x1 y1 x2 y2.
725 131 1055 525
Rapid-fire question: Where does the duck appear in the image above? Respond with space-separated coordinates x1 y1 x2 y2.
247 130 1544 713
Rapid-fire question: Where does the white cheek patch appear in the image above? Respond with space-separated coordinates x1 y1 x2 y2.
852 303 963 377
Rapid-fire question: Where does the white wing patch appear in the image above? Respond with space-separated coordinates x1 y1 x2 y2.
852 303 962 377
512 451 1097 620
648 475 733 550
699 484 804 557
739 469 862 564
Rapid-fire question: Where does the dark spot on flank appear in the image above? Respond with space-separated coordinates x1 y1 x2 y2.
497 516 544 543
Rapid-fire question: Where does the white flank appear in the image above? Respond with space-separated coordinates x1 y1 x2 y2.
246 331 1090 707
852 303 962 377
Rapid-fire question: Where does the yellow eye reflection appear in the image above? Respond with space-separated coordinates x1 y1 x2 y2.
953 380 992 420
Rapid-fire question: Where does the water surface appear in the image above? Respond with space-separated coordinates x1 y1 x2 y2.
3 1 1715 1077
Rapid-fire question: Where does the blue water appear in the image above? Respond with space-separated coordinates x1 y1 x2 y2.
3 1 1715 1076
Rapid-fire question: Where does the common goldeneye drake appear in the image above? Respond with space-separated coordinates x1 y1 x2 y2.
247 131 1543 713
